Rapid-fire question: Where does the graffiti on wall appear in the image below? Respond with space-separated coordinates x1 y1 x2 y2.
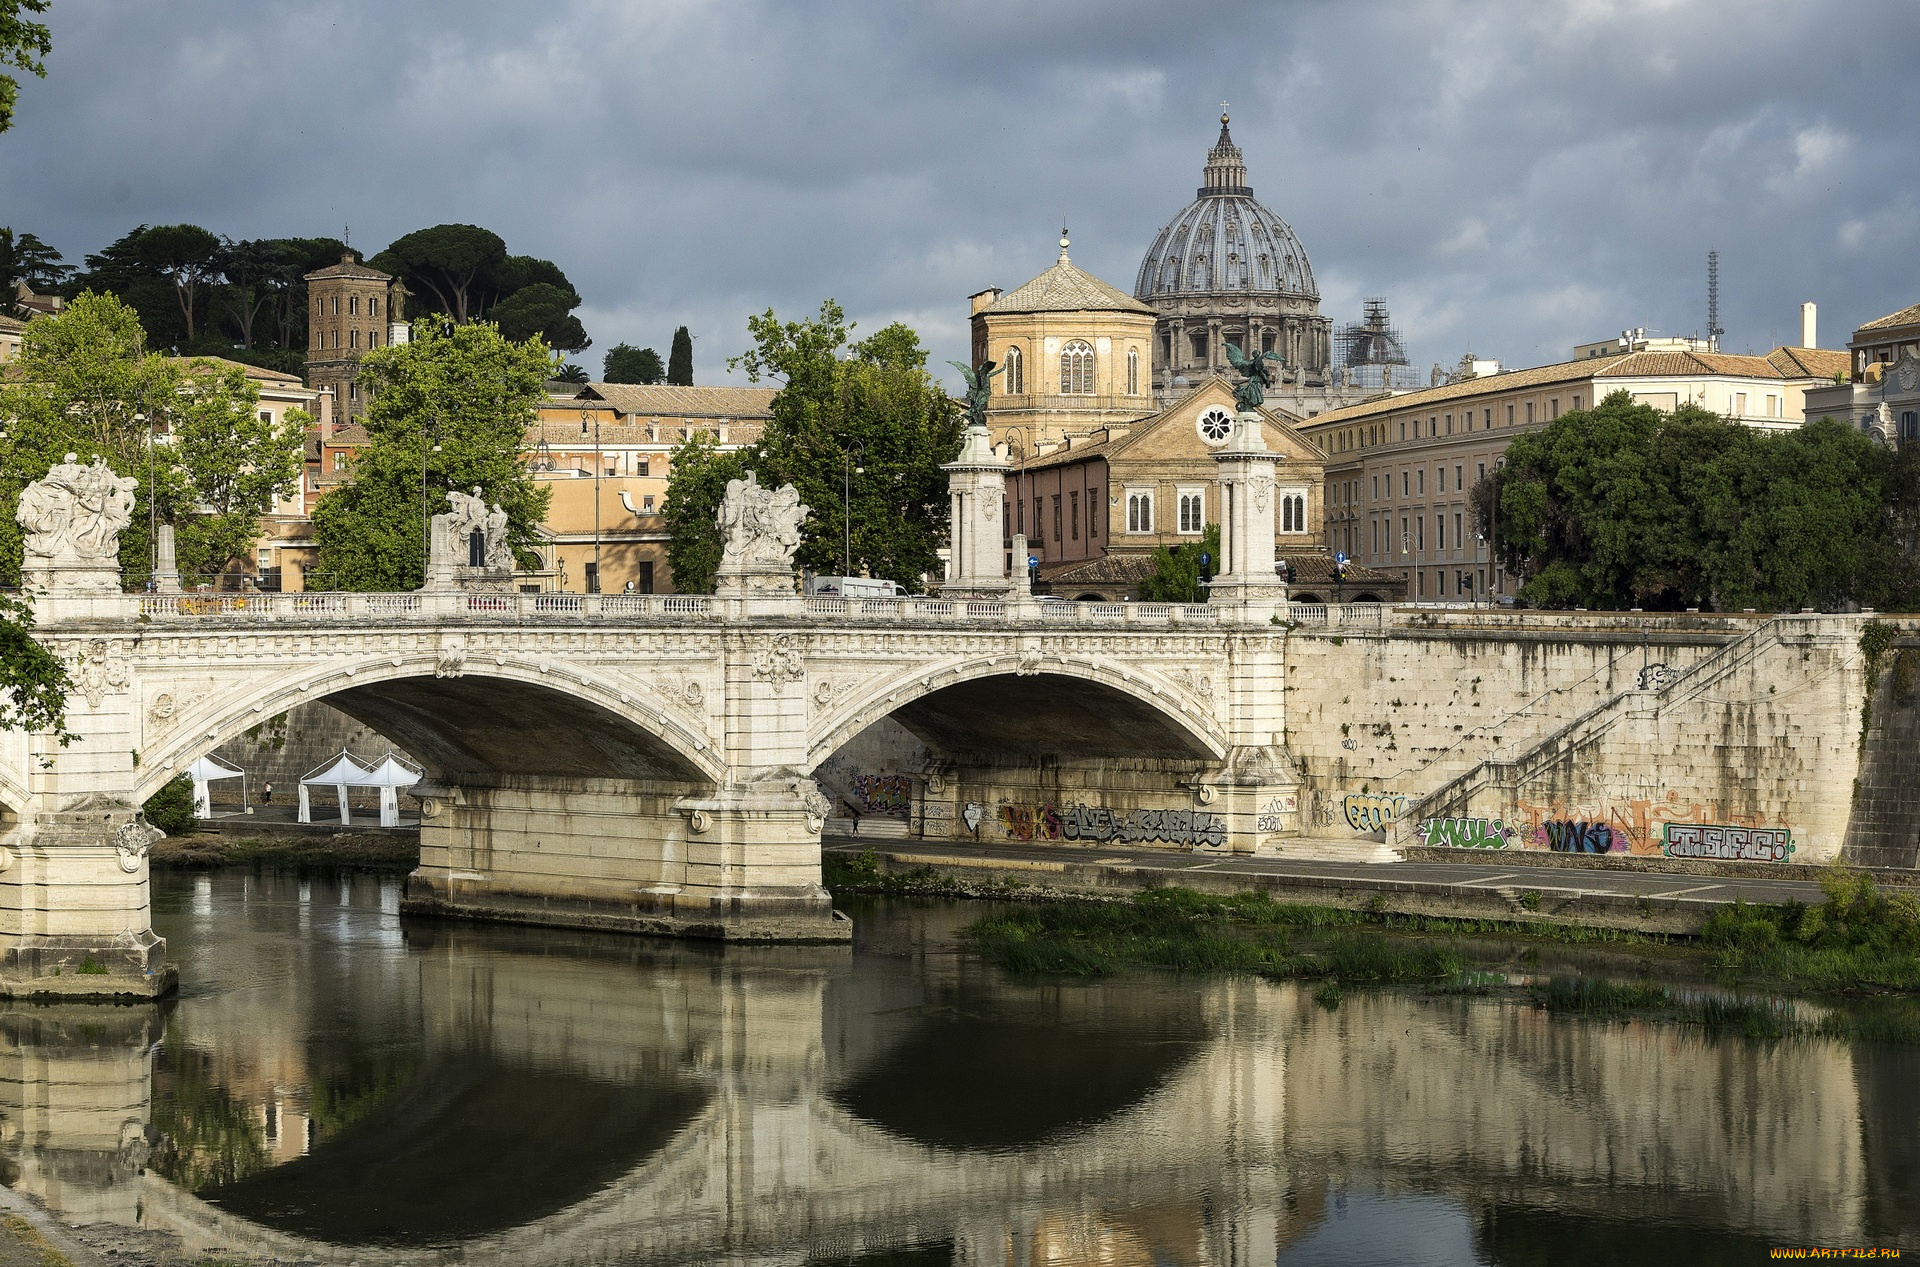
1509 793 1781 857
1343 793 1407 833
1417 818 1515 849
1532 820 1620 853
1256 795 1298 833
849 772 912 817
1663 824 1795 863
996 801 1228 848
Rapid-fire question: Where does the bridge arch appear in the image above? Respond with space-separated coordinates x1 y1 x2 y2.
806 652 1228 773
135 653 723 804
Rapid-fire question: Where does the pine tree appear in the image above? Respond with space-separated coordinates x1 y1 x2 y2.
667 326 694 385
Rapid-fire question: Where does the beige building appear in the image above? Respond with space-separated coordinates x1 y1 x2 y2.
303 253 407 422
0 310 23 363
1301 345 1849 603
1803 300 1920 447
969 233 1158 450
1007 378 1400 602
530 383 773 593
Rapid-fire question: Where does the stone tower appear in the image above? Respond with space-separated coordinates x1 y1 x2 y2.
304 253 406 421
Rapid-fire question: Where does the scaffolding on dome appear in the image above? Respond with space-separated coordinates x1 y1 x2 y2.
1336 298 1421 390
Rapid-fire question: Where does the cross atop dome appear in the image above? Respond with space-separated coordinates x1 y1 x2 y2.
1202 110 1248 195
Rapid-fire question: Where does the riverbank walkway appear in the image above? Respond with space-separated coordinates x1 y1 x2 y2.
822 838 1900 934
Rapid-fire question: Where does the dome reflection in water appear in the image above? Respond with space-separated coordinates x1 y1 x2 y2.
0 869 1909 1264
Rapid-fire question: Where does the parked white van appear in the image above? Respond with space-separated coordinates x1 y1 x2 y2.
806 575 908 598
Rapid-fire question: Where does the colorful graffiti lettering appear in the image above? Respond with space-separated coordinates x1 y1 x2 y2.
1343 793 1406 833
850 772 912 816
996 802 1227 848
1510 794 1776 857
1533 820 1618 853
1418 817 1513 849
1663 824 1795 863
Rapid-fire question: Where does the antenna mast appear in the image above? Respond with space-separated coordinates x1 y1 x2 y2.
1706 251 1723 351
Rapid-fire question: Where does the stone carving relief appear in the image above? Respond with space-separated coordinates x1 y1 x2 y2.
69 640 131 708
116 819 164 873
1173 666 1215 700
16 454 139 590
716 471 808 592
435 645 467 678
1249 476 1274 512
146 692 178 734
750 634 806 691
1014 649 1044 676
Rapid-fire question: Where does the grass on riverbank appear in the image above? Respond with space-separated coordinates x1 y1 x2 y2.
940 864 1920 1043
1700 867 1920 993
151 830 419 874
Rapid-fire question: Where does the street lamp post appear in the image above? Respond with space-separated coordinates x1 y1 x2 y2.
585 410 601 593
842 442 865 577
419 416 441 582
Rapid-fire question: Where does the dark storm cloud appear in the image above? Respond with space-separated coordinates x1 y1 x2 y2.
2 0 1914 386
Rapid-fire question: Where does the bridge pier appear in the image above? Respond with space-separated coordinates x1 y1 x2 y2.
405 772 847 942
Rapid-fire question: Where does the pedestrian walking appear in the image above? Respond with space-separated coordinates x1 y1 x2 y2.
263 781 273 806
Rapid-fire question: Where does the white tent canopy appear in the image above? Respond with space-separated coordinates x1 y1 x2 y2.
186 753 246 818
298 751 373 826
342 753 423 828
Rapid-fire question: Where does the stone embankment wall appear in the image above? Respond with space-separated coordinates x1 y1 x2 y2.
1390 615 1872 863
1285 611 1749 840
1844 631 1920 868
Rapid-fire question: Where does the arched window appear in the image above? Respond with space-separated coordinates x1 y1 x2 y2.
1060 340 1094 395
1126 348 1139 395
370 296 380 318
1003 346 1024 394
349 295 358 315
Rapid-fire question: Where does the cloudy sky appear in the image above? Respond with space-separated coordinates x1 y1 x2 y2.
2 0 1915 390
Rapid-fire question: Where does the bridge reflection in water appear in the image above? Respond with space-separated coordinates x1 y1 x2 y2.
0 870 1911 1264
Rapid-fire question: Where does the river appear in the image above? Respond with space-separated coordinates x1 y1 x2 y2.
1 866 1912 1264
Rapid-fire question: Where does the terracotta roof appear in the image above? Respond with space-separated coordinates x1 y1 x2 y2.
983 253 1155 316
1858 302 1920 333
177 355 309 386
304 255 392 282
1767 346 1850 379
1303 348 1827 429
575 383 776 418
0 311 26 333
1037 554 1155 584
526 419 764 446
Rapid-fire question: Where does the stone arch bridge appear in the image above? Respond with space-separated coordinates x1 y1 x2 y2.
0 586 1302 996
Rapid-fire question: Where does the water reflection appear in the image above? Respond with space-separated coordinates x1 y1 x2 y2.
0 871 1907 1264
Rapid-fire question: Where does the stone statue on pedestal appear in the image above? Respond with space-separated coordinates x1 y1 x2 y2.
16 454 138 592
423 486 515 591
947 359 1004 431
715 471 808 594
1224 343 1285 412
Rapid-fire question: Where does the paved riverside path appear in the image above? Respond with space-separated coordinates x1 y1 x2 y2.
823 837 1847 933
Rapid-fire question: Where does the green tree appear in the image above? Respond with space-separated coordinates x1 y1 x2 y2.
1483 390 1914 611
0 293 302 587
667 325 694 385
1137 523 1220 603
489 281 589 353
141 773 198 835
603 343 664 384
168 361 305 578
732 300 962 588
0 0 51 134
0 226 68 314
310 319 552 590
136 224 223 343
0 592 75 745
661 434 753 593
370 224 506 324
552 362 588 384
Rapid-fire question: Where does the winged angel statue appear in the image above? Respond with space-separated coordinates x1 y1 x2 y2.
1224 343 1286 412
947 359 1004 430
